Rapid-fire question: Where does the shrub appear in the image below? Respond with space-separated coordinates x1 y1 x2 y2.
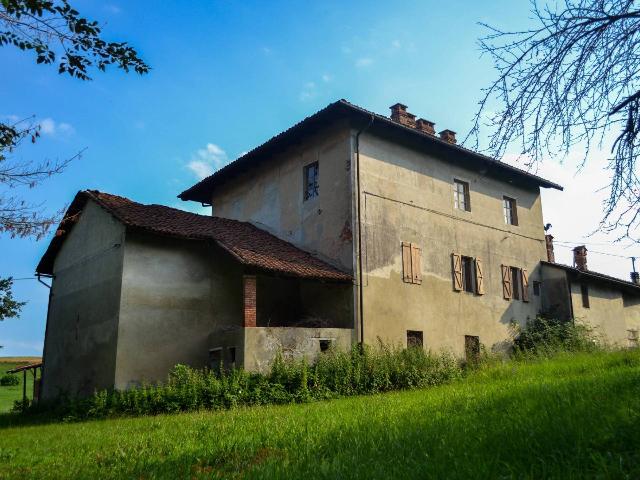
0 373 20 386
514 315 599 356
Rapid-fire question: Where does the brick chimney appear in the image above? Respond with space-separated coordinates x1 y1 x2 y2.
545 235 555 263
416 118 436 135
573 245 588 271
439 129 457 144
390 103 416 128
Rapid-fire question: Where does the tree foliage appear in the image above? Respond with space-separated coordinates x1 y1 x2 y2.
0 277 25 320
472 0 640 239
0 0 149 239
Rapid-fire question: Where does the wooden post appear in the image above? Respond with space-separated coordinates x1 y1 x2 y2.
22 370 27 406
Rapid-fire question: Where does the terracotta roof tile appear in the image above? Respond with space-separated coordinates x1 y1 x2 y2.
36 190 352 282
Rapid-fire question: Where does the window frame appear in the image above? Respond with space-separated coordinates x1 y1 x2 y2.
407 330 424 349
303 161 319 201
510 266 522 300
533 281 541 296
461 255 475 293
580 284 590 308
453 179 471 212
503 196 519 226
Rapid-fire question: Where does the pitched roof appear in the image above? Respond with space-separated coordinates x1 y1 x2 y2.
179 99 563 203
541 261 640 293
36 190 351 282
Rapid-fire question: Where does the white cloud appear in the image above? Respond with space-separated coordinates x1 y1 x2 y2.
355 57 373 68
322 74 333 83
104 4 121 14
341 46 352 55
299 81 318 101
187 143 229 180
261 46 272 55
38 117 75 136
391 39 401 48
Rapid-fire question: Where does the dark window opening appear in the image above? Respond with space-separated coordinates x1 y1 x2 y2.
533 281 541 296
461 256 475 293
510 267 522 300
503 196 518 225
581 284 590 308
453 180 471 212
319 339 332 352
303 161 319 201
465 335 480 364
407 330 424 349
228 347 236 368
208 349 222 371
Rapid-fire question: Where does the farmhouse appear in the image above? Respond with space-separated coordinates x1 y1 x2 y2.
37 100 640 399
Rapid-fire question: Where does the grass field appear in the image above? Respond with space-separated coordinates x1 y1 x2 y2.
0 358 40 413
0 350 638 479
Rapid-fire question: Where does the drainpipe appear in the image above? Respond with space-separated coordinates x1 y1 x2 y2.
36 273 53 400
355 115 374 344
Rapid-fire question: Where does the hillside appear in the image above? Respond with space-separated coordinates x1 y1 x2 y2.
0 350 638 479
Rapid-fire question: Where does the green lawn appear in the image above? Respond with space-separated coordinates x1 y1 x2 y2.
0 350 638 479
0 359 39 413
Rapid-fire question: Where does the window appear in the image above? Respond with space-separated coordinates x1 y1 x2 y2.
461 256 475 293
510 267 522 300
452 254 484 295
581 284 590 308
407 330 424 349
402 242 422 284
533 281 541 296
453 179 471 212
303 161 319 200
228 347 236 368
319 339 332 352
465 335 480 364
628 329 639 348
208 348 222 371
503 196 518 225
501 265 529 302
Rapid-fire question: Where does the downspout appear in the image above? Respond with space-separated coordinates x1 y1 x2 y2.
355 115 374 344
36 273 53 401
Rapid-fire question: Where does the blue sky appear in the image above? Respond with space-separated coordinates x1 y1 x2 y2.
1 0 637 356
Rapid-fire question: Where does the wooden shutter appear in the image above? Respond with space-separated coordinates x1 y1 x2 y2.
452 253 463 291
501 265 512 299
411 244 422 284
402 242 413 283
521 269 529 302
475 258 485 295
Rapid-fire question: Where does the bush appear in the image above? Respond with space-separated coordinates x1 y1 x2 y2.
514 315 599 356
0 373 20 386
31 344 463 420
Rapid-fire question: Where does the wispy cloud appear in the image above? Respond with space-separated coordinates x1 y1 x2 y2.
39 117 75 137
355 57 373 68
391 39 401 49
299 81 317 101
104 4 121 14
322 74 333 83
187 143 228 180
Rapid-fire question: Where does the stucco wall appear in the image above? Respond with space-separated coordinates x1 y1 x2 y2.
41 200 125 399
115 234 243 389
356 132 548 355
243 327 353 373
208 124 354 272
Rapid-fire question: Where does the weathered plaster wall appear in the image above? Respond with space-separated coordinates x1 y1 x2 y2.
356 132 548 356
115 234 243 389
209 124 354 272
41 200 125 399
243 327 353 373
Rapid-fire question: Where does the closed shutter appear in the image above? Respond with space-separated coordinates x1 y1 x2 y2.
501 265 512 299
452 253 463 291
475 258 485 295
411 244 422 284
521 269 529 302
402 242 413 283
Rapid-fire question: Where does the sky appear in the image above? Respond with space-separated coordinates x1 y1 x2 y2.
1 0 638 356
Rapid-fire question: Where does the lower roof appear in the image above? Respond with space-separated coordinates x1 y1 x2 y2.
36 190 352 282
541 261 640 294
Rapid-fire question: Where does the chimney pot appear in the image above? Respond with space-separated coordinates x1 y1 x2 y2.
416 118 436 135
439 129 457 144
631 271 640 285
573 245 588 271
545 234 555 263
390 103 416 128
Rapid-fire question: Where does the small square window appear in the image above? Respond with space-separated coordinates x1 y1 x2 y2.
453 180 471 212
503 196 518 225
581 284 590 308
303 162 319 201
319 339 332 352
461 256 475 293
533 281 541 296
407 330 424 349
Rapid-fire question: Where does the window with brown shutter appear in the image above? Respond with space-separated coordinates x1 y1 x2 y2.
501 265 512 299
402 242 412 283
521 269 530 302
452 253 463 291
475 258 484 295
402 242 422 285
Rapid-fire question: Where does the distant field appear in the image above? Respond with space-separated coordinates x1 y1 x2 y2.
0 350 638 479
0 358 40 413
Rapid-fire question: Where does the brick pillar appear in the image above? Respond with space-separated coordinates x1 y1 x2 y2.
545 234 555 263
573 245 588 271
243 275 256 327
